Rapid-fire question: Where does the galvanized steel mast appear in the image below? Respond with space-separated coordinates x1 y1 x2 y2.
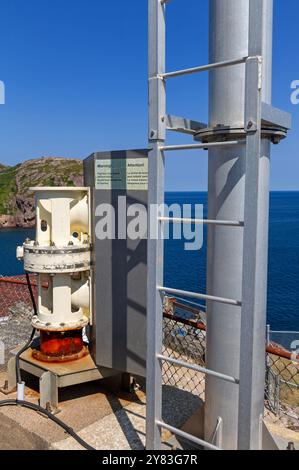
204 0 273 450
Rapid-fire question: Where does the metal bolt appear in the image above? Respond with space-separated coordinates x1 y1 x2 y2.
272 136 280 145
45 402 53 413
150 130 155 138
247 120 253 129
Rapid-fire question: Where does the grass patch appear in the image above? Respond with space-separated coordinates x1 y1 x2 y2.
0 167 18 214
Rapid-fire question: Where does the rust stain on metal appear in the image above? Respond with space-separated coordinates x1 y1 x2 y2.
266 344 299 361
32 345 89 363
31 328 88 363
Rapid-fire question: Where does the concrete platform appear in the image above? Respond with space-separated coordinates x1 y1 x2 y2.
0 371 202 450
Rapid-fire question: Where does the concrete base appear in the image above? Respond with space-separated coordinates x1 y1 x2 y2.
263 421 299 450
0 371 137 450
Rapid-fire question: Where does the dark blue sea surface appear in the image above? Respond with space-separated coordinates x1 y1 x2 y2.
164 191 299 332
0 192 298 331
0 227 35 276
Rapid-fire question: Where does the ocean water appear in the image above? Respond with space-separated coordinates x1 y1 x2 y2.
0 192 298 332
0 227 35 276
164 191 299 332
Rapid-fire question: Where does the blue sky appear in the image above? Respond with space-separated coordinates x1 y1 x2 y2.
0 0 298 190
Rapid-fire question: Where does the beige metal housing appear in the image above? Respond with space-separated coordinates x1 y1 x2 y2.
18 187 92 331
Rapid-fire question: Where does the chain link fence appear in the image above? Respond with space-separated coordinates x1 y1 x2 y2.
0 275 37 366
264 344 299 431
163 298 206 401
0 275 37 317
162 297 299 433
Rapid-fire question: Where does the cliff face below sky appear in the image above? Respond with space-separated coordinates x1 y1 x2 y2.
0 157 83 229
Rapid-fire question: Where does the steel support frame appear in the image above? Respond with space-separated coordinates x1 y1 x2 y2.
147 0 276 452
146 0 231 452
146 0 166 451
238 0 267 450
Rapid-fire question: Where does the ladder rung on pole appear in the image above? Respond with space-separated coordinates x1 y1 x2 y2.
158 286 241 306
155 420 221 450
159 141 243 152
159 57 248 80
158 217 244 227
157 354 239 384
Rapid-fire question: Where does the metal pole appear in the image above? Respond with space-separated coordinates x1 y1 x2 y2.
146 0 166 450
205 0 273 450
266 324 270 346
238 0 273 450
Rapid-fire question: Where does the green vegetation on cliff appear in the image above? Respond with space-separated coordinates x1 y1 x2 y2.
0 157 83 227
0 165 18 215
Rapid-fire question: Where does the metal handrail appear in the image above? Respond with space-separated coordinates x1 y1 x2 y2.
163 309 299 362
0 275 47 289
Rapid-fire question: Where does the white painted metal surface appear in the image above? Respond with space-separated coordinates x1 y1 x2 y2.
18 187 91 331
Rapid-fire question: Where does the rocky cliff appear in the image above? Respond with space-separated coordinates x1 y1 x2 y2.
0 157 83 228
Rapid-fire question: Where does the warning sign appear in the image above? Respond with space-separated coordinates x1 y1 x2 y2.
95 158 148 190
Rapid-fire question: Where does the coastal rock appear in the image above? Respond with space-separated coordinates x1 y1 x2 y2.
0 215 17 228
